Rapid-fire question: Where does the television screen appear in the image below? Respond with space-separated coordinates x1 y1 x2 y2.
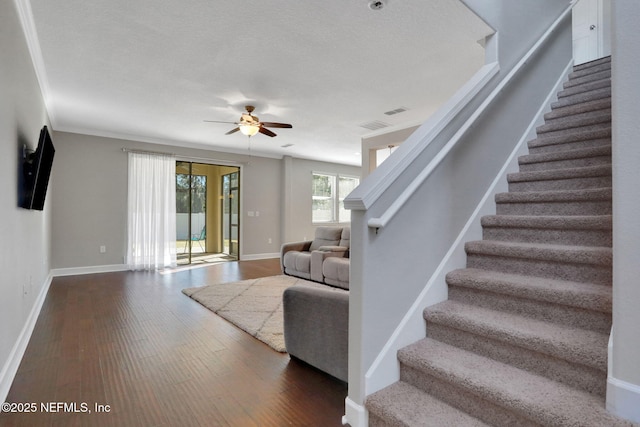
22 125 55 211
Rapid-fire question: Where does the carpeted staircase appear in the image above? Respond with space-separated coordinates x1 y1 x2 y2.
366 57 634 426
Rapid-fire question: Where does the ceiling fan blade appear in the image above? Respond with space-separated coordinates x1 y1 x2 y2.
260 122 292 129
204 120 238 124
258 126 277 137
225 127 241 135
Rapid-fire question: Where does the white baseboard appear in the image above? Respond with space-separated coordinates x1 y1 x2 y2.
607 376 640 423
51 264 130 277
239 253 279 261
342 397 368 427
0 273 53 403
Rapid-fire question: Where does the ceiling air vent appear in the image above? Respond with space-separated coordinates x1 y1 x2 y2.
281 143 294 148
359 120 390 131
384 107 408 116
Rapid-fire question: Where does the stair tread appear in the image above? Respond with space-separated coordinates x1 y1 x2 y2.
496 187 612 203
527 130 611 150
572 56 611 72
564 69 611 88
425 300 608 370
558 79 611 99
518 137 611 154
399 338 631 427
534 122 611 140
507 164 611 183
568 61 611 80
481 214 612 230
447 267 611 312
551 86 611 109
465 239 612 266
546 97 611 119
367 381 490 427
537 109 611 133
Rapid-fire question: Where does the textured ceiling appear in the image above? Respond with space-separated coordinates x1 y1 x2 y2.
27 0 493 165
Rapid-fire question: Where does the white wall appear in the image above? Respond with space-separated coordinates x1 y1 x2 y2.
0 0 52 400
609 0 640 422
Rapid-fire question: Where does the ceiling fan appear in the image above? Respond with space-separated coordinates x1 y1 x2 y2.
204 105 292 137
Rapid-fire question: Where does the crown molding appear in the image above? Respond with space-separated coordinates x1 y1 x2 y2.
13 0 58 126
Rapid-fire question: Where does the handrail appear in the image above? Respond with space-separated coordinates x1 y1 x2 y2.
368 3 574 230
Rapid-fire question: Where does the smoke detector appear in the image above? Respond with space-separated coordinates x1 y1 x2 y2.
368 0 385 10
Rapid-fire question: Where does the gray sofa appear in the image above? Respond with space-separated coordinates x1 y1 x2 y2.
281 227 350 382
281 226 350 288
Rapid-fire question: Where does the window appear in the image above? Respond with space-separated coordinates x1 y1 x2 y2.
312 173 359 223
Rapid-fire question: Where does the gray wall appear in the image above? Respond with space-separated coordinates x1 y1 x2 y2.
281 156 361 244
0 0 52 397
50 132 360 269
344 1 572 420
611 0 640 420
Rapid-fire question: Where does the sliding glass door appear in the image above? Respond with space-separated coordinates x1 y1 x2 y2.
221 171 239 258
176 162 240 265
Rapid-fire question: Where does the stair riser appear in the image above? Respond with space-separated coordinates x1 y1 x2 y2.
552 87 611 109
545 97 610 120
564 70 611 89
572 56 611 73
426 322 606 396
482 226 612 247
508 175 611 192
537 111 610 134
448 286 612 334
568 61 611 79
561 77 611 97
528 137 610 154
558 81 610 102
400 365 538 427
466 254 611 285
535 123 610 141
519 155 611 171
530 127 611 151
496 200 611 216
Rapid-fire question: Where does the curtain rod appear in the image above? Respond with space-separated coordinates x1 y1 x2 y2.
121 147 245 165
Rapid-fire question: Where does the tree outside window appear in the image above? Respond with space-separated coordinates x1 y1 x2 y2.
312 173 359 223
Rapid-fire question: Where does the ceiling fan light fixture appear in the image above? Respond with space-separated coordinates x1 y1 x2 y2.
240 123 260 136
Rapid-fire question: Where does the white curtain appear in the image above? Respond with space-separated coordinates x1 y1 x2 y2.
126 152 177 270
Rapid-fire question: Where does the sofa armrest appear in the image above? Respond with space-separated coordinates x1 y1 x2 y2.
280 240 312 273
283 283 349 382
310 246 348 282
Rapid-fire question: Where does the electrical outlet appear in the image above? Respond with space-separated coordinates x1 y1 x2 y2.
100 245 106 253
268 238 272 244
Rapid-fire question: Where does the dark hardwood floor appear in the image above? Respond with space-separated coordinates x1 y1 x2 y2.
1 259 348 426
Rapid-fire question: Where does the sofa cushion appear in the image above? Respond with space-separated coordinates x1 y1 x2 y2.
309 227 343 251
283 251 312 279
323 257 350 290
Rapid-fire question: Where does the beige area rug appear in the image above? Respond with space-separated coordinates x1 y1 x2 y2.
182 275 310 352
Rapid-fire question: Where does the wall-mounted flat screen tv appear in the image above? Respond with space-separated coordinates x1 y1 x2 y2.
22 125 55 211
